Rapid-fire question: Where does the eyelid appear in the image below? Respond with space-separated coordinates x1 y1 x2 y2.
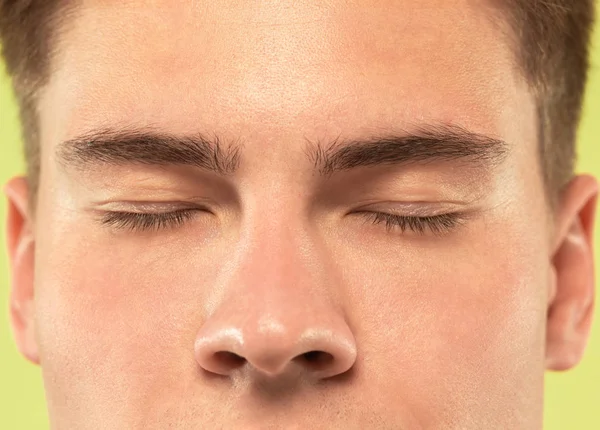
355 201 468 217
359 211 464 235
99 208 202 232
92 200 212 213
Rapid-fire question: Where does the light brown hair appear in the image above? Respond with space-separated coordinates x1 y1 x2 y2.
0 1 596 207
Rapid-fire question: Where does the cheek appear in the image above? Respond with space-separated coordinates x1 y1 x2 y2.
32 219 223 418
336 223 548 422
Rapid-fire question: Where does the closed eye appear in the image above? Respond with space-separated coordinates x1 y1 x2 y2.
100 209 202 232
358 211 462 235
99 208 462 235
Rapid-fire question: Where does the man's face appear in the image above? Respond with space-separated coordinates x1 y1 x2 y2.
6 0 596 429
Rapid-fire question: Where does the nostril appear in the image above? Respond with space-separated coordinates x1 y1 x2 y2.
196 320 357 378
297 350 334 370
214 351 246 369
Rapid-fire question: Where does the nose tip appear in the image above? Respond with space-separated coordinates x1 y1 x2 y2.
194 318 357 380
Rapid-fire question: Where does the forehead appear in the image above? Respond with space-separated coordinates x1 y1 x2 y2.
39 0 534 151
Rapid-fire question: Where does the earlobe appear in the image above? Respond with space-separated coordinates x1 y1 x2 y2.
5 176 39 365
546 174 598 371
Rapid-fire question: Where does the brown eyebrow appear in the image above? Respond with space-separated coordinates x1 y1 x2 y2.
305 124 509 176
56 124 508 177
56 128 242 175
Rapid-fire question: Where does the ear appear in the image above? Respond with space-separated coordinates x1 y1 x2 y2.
546 174 598 371
5 176 39 365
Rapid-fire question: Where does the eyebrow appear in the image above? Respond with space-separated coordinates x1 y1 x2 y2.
306 124 509 176
56 124 508 177
56 128 242 175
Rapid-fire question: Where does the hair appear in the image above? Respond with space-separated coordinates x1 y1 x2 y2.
0 1 597 208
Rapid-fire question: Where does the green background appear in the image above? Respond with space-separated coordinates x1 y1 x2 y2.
1 18 600 430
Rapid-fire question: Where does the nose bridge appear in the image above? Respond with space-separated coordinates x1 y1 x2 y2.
221 203 332 342
194 202 357 380
241 202 317 297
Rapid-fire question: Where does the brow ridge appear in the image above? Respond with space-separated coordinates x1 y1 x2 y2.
305 124 509 176
56 128 242 175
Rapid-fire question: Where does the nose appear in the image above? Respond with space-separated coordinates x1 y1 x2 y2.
195 308 357 380
194 223 357 382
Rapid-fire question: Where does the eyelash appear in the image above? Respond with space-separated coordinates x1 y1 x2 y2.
100 209 198 232
101 209 461 235
359 211 461 235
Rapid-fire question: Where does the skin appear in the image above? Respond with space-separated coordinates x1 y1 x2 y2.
4 1 598 429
